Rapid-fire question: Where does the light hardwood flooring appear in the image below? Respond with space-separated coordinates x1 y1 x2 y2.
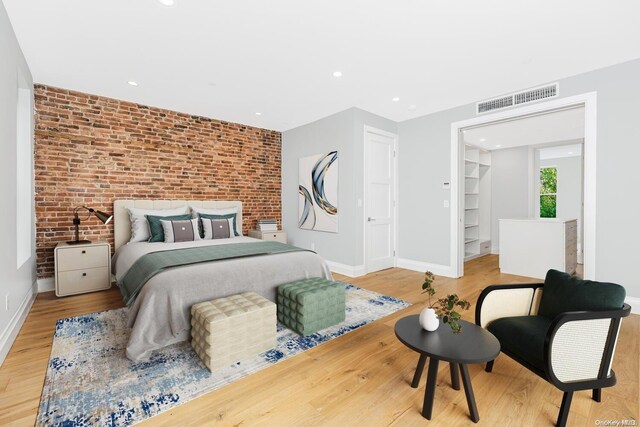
0 255 637 426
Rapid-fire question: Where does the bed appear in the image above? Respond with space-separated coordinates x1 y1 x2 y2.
112 200 333 361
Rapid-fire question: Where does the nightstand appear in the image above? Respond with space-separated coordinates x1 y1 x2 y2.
54 241 111 297
248 229 287 244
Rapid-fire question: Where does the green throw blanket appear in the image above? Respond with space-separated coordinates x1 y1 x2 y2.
119 241 308 306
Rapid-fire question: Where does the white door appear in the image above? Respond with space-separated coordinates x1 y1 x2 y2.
365 127 397 273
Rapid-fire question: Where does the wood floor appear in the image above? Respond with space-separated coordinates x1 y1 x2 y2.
1 255 637 426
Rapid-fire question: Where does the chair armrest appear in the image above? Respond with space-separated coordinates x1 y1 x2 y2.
475 283 543 328
544 304 631 391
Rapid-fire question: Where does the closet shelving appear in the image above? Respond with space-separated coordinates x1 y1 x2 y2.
464 145 491 260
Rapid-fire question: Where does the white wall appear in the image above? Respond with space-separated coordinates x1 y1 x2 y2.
490 146 531 252
540 155 583 252
397 105 474 267
282 108 396 275
396 58 640 303
0 1 36 366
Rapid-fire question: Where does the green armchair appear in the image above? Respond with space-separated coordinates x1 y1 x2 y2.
476 269 629 427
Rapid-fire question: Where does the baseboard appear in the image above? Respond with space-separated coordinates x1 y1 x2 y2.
0 285 36 367
396 258 455 278
37 277 55 293
325 261 366 278
491 246 499 255
625 297 640 315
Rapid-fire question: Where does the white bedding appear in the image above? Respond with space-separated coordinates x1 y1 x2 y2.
113 237 333 361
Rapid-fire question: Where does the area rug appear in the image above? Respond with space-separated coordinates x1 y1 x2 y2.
37 283 410 426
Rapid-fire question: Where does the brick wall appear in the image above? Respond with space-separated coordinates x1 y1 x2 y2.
34 85 282 279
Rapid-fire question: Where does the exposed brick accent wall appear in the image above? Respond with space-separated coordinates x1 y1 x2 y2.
34 85 281 279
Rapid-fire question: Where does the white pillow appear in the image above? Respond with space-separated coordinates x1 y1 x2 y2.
161 218 202 243
201 217 235 240
127 206 190 243
190 206 241 235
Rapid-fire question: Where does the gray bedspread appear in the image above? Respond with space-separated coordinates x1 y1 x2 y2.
119 241 310 306
112 237 333 361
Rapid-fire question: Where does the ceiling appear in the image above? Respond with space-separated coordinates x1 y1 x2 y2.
3 0 640 131
463 107 585 150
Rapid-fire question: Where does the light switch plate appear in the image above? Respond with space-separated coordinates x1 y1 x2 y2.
443 200 450 208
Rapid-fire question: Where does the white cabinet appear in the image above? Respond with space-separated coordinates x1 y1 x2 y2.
479 240 491 255
499 218 577 279
54 241 111 297
464 145 491 260
248 229 287 244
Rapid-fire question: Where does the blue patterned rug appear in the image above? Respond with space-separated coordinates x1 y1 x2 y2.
37 283 410 426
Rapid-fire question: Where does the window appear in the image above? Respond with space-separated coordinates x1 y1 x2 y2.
16 81 32 268
540 167 557 218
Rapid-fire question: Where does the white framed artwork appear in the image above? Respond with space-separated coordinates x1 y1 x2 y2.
298 151 338 233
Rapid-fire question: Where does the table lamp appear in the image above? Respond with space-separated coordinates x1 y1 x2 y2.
67 205 113 245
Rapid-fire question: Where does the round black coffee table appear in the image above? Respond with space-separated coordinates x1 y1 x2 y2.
394 315 500 423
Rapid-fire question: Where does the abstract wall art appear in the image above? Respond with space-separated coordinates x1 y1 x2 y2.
298 151 338 232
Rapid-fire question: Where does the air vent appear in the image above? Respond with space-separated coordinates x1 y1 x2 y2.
476 83 559 114
477 96 513 113
514 84 557 105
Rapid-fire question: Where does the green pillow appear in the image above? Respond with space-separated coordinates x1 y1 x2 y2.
537 269 626 319
146 214 193 242
199 213 240 236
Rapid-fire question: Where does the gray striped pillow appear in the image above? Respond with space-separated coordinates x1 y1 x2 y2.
160 218 202 243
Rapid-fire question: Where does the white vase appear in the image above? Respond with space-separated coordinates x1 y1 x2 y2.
419 307 439 331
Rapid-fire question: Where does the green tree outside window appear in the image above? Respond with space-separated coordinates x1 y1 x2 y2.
540 167 557 218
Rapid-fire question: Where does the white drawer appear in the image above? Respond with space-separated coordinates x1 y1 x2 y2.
261 232 287 243
57 245 109 271
480 240 491 254
56 266 111 297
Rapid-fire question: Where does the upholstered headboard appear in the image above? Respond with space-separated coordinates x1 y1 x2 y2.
113 200 243 251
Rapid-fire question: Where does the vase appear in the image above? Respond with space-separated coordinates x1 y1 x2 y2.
419 307 439 331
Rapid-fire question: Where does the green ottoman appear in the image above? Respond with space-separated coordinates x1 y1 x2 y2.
277 278 346 336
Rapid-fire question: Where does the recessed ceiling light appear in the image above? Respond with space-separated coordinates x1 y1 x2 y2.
127 81 138 87
392 97 400 102
568 151 574 154
255 112 262 116
495 144 502 148
479 138 486 142
332 71 342 78
408 104 417 111
157 0 175 6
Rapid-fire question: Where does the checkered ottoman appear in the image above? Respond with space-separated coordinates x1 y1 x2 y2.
277 278 346 336
191 292 276 372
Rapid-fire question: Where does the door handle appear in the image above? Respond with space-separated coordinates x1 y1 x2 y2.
368 217 376 222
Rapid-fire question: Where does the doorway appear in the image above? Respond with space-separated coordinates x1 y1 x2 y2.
535 142 585 266
364 126 398 273
450 93 597 279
